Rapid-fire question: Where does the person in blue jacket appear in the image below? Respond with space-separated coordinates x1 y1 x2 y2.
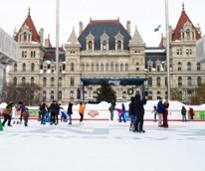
156 97 164 127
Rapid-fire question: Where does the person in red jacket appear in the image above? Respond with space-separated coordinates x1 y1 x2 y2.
163 98 169 128
188 107 195 120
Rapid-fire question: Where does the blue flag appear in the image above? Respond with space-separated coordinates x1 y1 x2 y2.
154 25 161 32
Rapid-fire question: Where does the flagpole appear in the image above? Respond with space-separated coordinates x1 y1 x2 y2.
165 0 171 100
55 0 60 101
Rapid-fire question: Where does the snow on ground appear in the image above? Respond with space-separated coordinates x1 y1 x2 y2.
1 120 205 171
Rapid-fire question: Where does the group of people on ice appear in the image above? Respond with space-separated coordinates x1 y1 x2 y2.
1 101 29 127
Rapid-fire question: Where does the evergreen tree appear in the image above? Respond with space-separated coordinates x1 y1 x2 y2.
96 84 116 103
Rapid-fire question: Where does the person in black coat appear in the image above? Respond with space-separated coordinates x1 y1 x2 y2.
133 92 147 133
129 96 137 131
67 101 73 125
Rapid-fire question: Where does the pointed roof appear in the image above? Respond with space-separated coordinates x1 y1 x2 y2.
66 28 80 47
172 4 201 41
45 34 52 48
129 26 144 46
14 8 40 42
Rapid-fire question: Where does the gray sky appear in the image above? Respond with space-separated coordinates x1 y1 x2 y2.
0 0 204 46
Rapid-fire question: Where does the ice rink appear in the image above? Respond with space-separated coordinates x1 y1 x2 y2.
0 120 205 171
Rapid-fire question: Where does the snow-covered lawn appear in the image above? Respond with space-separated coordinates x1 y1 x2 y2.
1 120 205 171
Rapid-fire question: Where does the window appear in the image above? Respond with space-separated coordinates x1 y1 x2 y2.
31 51 36 58
157 77 161 87
115 63 119 72
117 40 121 50
14 63 17 72
197 63 201 71
50 91 54 101
31 63 35 71
23 32 27 41
157 65 160 72
106 63 109 71
111 63 114 72
59 77 62 87
43 77 47 86
136 62 139 71
178 62 182 71
43 91 46 101
22 77 26 85
186 29 191 40
125 63 128 71
188 77 192 86
187 62 191 71
148 77 152 86
81 63 84 72
51 77 55 87
96 64 99 72
23 63 26 71
165 77 167 87
197 77 202 86
176 49 182 55
91 63 94 71
102 40 107 50
58 91 62 100
70 77 74 86
101 64 104 72
31 77 34 85
62 64 66 71
157 91 161 99
22 51 27 58
178 77 182 86
13 77 17 85
86 63 89 71
70 63 74 71
120 63 124 71
88 41 92 50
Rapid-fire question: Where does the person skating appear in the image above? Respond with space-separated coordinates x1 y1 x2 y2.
109 100 116 121
156 97 164 127
128 96 136 131
163 98 169 128
79 102 85 123
181 106 187 121
23 108 29 127
2 102 14 127
133 92 147 133
39 102 48 124
67 101 73 125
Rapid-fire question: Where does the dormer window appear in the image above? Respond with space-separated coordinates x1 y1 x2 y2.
181 21 195 41
186 29 191 40
115 32 124 51
102 40 107 50
23 32 27 41
100 33 109 51
86 32 94 51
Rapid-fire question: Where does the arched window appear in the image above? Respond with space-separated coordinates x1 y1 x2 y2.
88 41 92 50
14 63 17 72
117 40 121 50
186 29 191 40
59 77 62 87
13 77 17 85
148 77 152 86
22 77 26 85
23 63 26 71
96 63 99 72
125 63 128 71
157 77 161 87
58 91 62 100
23 32 27 41
197 77 202 86
188 77 192 86
111 63 114 72
187 62 191 71
50 91 54 101
51 77 55 87
31 77 34 85
106 63 109 71
43 91 46 101
120 63 124 71
178 77 182 86
178 62 182 71
101 63 104 72
43 77 47 86
31 63 35 71
86 63 89 71
91 63 94 71
102 40 107 50
70 77 74 86
70 63 74 71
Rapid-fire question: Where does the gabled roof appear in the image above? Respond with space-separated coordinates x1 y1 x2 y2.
78 19 131 50
14 9 40 42
66 28 80 46
172 5 201 41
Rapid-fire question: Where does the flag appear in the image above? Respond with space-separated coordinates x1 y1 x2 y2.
154 25 161 32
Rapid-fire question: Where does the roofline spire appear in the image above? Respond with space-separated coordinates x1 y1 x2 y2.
28 7 31 17
182 2 185 11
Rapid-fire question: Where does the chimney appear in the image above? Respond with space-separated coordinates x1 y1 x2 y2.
126 20 131 35
79 21 83 36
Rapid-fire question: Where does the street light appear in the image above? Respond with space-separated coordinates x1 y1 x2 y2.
55 0 60 101
165 0 171 100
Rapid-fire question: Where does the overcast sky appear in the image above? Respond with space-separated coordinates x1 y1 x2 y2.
0 0 204 46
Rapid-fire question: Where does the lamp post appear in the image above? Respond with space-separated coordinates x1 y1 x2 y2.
165 0 171 100
55 0 60 101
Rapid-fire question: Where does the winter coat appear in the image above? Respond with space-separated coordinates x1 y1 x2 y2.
181 107 186 115
163 101 169 115
79 104 85 114
134 94 146 117
157 100 164 114
67 102 73 115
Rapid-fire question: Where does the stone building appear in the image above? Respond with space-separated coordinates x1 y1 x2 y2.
8 5 205 104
